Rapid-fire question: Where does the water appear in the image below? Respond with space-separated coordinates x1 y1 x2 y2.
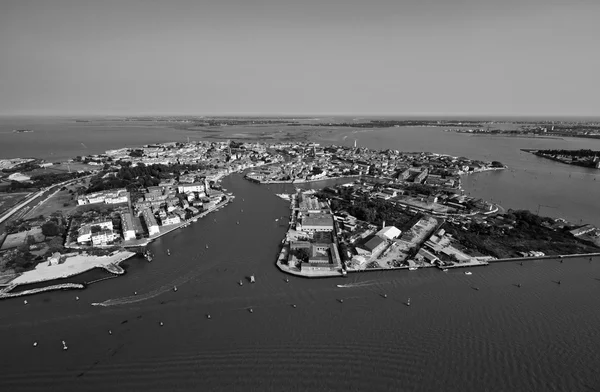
2 118 600 390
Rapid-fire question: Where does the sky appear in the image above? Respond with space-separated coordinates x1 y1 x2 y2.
0 0 599 116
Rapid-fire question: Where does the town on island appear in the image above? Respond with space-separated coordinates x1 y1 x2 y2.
1 139 599 298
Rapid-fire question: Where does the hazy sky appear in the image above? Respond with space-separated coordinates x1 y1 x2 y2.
1 0 599 116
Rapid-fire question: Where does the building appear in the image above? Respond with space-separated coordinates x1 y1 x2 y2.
569 224 596 237
376 226 401 240
142 209 160 236
77 189 129 205
177 183 206 194
91 229 115 246
297 213 334 233
77 226 92 243
121 212 136 241
47 252 62 266
356 235 387 256
162 214 181 226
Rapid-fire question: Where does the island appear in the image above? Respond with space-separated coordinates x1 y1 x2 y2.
1 138 599 297
523 148 600 169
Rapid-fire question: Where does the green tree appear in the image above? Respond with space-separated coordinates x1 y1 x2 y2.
41 221 60 237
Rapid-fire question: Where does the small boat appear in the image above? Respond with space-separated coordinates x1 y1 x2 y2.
167 249 171 256
292 304 297 308
464 271 473 275
33 341 38 347
173 286 178 292
409 267 418 271
75 296 79 301
205 245 209 249
24 300 28 305
159 322 164 326
237 221 239 225
207 314 211 319
239 280 243 286
442 269 448 272
62 341 68 351
383 294 387 298
249 308 253 313
108 330 112 335
250 275 255 283
342 269 347 277
285 277 289 283
407 298 411 306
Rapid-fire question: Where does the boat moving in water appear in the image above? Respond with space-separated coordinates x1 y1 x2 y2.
250 275 255 283
464 271 473 275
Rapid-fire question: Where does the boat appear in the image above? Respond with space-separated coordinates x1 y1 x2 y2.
62 341 68 351
205 244 209 249
409 267 418 271
442 269 448 272
167 249 170 256
407 298 411 306
250 275 255 283
173 286 178 292
239 280 243 286
464 271 473 275
237 221 239 225
341 269 347 277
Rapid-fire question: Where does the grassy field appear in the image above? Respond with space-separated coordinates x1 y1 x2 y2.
26 162 96 177
0 193 30 216
23 188 79 219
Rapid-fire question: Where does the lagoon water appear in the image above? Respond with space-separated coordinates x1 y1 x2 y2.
2 118 600 391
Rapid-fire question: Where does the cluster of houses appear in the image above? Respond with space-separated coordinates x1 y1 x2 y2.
74 178 227 246
77 189 129 205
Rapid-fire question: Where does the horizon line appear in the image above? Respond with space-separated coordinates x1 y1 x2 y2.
1 112 600 119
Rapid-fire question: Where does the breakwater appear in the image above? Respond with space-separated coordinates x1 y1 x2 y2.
0 283 85 299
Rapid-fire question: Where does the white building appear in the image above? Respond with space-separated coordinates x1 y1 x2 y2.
91 229 116 246
177 183 205 194
121 212 136 241
162 214 181 226
142 209 160 235
376 226 401 240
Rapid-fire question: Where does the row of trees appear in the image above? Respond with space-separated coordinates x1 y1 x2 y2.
538 149 600 158
4 171 87 192
86 162 215 193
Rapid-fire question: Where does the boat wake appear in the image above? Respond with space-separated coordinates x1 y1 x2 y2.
92 253 214 307
336 280 379 289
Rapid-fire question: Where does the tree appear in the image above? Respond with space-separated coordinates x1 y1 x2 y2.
41 221 60 237
292 248 310 263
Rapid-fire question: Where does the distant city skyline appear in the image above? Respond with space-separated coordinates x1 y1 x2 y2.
1 0 599 116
